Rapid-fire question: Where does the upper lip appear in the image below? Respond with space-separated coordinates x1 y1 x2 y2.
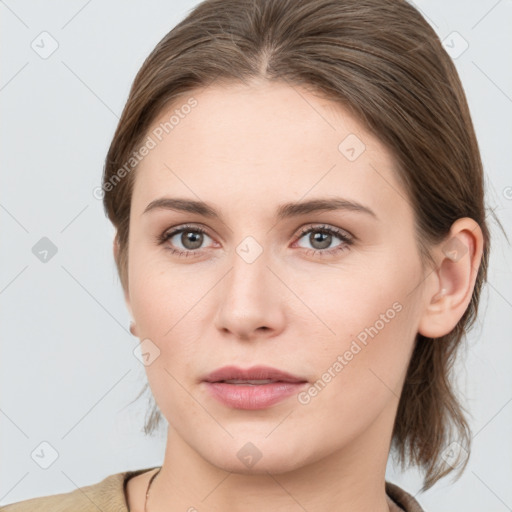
203 365 308 383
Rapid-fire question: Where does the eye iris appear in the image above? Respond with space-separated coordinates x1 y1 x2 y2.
310 231 331 250
182 231 203 250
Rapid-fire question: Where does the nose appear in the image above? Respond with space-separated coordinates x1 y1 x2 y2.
214 244 286 342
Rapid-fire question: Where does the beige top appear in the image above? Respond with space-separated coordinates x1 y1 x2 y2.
0 466 425 511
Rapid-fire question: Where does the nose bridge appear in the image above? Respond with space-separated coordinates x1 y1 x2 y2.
226 235 272 307
214 233 284 338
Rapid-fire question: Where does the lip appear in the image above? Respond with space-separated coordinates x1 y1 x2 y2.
203 365 307 384
202 365 308 410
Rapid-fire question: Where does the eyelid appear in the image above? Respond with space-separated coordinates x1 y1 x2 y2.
294 223 354 241
160 222 353 242
158 223 213 244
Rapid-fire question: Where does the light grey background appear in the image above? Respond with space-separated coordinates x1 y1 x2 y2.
1 0 511 510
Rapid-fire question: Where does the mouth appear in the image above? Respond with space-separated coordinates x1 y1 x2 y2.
202 365 308 384
215 379 291 385
202 365 308 410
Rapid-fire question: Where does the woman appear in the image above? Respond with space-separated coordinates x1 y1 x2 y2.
3 0 493 510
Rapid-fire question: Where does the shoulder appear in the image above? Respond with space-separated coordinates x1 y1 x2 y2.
0 467 159 512
385 480 425 512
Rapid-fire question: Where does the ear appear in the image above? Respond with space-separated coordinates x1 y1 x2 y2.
418 217 484 339
113 235 133 318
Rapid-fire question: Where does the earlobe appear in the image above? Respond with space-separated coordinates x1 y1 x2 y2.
417 218 484 339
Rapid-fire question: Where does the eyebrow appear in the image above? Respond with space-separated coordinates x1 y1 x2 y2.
142 196 377 220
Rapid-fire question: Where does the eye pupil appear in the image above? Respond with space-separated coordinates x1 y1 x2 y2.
311 231 331 249
182 231 203 250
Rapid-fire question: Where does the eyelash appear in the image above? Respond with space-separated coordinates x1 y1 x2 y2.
156 223 354 259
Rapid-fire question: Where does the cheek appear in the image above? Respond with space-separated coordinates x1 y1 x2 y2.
293 256 419 403
128 260 206 420
288 254 413 342
128 244 210 333
293 301 416 451
128 256 217 396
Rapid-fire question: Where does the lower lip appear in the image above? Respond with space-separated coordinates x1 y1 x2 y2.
203 381 308 409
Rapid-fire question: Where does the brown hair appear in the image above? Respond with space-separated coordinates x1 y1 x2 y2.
102 0 503 492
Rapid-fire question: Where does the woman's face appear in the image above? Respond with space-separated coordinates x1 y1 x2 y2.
124 80 430 473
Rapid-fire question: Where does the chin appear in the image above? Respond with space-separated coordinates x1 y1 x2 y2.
201 437 314 476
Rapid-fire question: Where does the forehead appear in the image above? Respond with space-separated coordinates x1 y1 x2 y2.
132 80 410 222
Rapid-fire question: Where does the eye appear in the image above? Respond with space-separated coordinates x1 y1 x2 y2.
157 223 353 259
293 224 353 257
157 224 214 258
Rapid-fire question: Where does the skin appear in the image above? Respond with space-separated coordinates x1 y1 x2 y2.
118 79 483 512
